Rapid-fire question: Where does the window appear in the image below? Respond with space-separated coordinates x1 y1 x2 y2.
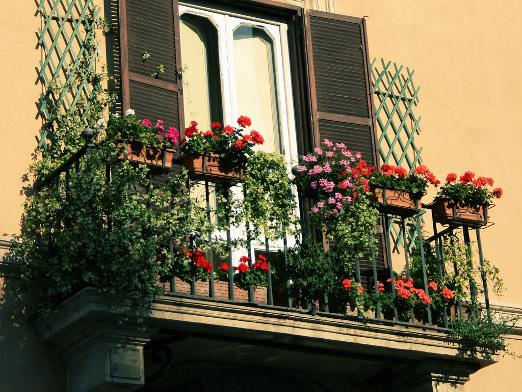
178 3 298 159
178 3 300 260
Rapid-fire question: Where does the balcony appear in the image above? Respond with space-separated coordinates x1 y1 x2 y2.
24 133 498 392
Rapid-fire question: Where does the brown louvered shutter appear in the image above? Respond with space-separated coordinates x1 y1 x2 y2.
117 0 184 130
305 11 377 165
304 11 386 274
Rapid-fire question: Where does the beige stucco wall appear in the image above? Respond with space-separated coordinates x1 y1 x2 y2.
0 0 520 390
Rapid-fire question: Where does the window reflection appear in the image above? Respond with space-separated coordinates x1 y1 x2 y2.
180 14 223 128
233 25 282 153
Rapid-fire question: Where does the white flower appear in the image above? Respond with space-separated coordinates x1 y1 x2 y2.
95 118 107 129
125 109 135 116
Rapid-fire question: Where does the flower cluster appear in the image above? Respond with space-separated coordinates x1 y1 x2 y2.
389 276 433 305
341 278 365 294
367 164 439 197
184 248 212 273
106 109 179 149
219 254 270 290
181 116 264 171
439 171 502 208
293 139 371 219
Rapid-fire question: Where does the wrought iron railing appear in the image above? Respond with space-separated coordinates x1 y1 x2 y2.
30 131 492 330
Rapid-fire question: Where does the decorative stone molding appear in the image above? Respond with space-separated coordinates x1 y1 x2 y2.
35 288 492 392
36 289 155 392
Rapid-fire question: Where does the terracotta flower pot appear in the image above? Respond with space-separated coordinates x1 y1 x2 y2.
117 142 175 169
182 153 241 183
432 198 488 228
371 187 421 218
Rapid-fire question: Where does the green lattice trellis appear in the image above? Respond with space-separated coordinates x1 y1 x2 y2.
36 0 98 152
370 59 423 253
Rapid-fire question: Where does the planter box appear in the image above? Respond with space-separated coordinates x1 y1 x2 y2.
182 153 241 183
372 187 421 218
432 198 488 228
117 142 175 169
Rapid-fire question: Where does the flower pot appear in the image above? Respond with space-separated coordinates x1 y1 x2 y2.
182 153 241 183
171 278 267 304
432 198 488 228
117 142 175 169
371 187 421 218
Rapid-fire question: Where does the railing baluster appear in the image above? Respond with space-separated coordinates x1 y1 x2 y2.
372 255 381 319
431 209 448 327
449 231 463 321
355 257 363 317
462 226 478 318
475 227 491 320
415 213 432 325
204 178 215 299
225 186 234 301
401 217 415 323
383 213 398 321
264 237 273 306
283 235 293 309
241 183 255 303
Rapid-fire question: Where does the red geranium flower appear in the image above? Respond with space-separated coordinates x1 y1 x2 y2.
460 171 475 184
232 139 246 150
249 130 264 145
446 173 457 183
493 187 503 199
428 281 438 291
223 125 234 135
237 115 252 128
219 262 229 271
441 287 454 301
341 278 352 291
211 121 222 129
239 256 251 263
237 263 249 273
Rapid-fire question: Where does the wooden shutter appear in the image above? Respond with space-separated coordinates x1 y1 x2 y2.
117 0 184 130
305 11 377 165
304 11 386 274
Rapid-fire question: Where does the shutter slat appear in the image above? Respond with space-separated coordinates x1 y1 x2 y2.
115 0 183 130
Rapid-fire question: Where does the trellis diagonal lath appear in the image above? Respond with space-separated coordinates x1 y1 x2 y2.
36 0 98 152
371 59 424 254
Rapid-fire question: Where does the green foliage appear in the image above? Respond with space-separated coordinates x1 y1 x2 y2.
449 315 517 360
281 240 337 307
105 113 178 149
240 151 298 241
327 194 380 274
12 144 214 316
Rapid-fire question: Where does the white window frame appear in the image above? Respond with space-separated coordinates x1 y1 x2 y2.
179 2 300 259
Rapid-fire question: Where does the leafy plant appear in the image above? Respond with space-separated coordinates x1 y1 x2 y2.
449 315 518 360
239 151 298 241
281 240 337 308
228 255 270 290
438 171 502 208
105 111 179 149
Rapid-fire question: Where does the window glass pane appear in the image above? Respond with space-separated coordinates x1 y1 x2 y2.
180 14 222 128
233 25 281 153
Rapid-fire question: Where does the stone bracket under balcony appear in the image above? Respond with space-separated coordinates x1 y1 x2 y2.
36 288 490 392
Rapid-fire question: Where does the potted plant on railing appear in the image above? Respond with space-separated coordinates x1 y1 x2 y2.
180 116 264 182
432 171 503 227
367 164 439 217
106 109 179 169
215 255 269 298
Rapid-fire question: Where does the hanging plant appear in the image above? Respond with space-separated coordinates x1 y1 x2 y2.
239 151 298 241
